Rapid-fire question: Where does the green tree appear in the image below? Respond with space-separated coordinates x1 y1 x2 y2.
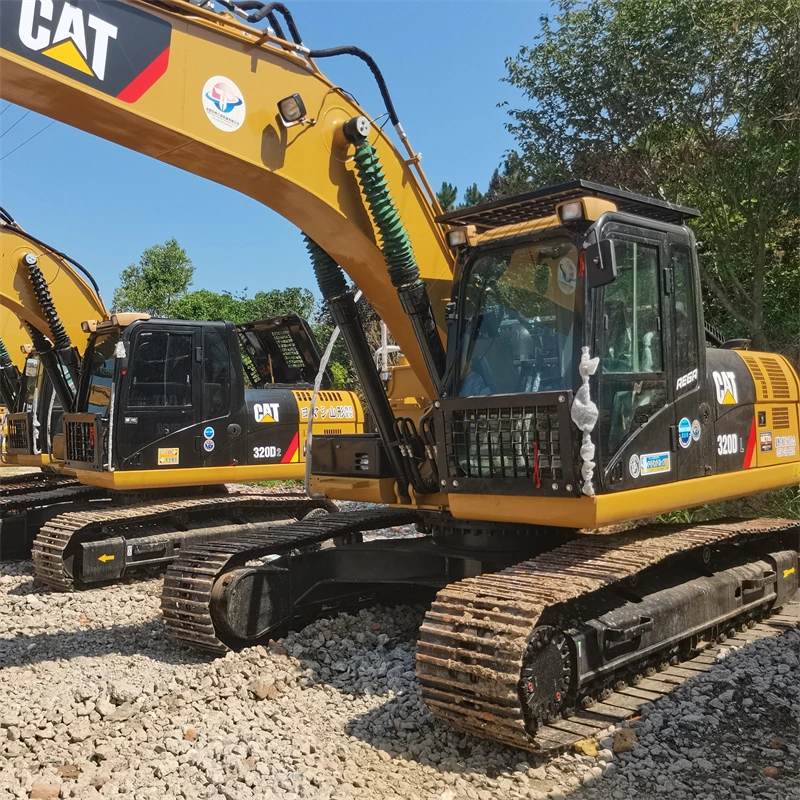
435 182 488 212
462 183 485 207
503 0 800 354
170 286 316 325
437 182 459 212
112 238 194 316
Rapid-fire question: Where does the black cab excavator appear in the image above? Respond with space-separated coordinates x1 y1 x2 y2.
1 0 797 754
0 210 363 584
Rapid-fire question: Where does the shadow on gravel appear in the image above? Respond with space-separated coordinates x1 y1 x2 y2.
7 578 48 595
0 619 214 668
344 692 543 777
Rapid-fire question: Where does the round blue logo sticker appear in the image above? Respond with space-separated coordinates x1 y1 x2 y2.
203 439 215 452
204 427 215 439
691 419 701 442
678 417 692 449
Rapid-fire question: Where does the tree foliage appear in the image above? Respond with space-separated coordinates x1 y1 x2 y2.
436 181 486 212
112 238 194 316
503 0 800 355
169 286 315 324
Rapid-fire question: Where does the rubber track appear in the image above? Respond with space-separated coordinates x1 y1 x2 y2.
162 508 420 654
415 517 799 753
32 491 325 591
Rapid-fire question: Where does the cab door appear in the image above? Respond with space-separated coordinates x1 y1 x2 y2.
666 234 713 480
594 223 675 491
115 325 200 470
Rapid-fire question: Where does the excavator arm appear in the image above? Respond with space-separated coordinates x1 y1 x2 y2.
0 0 454 396
0 209 108 461
0 211 108 349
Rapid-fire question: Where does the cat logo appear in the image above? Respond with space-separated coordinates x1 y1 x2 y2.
1 0 172 102
712 371 738 405
19 0 119 80
254 402 280 423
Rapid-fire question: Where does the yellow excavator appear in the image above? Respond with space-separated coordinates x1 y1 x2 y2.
1 0 798 754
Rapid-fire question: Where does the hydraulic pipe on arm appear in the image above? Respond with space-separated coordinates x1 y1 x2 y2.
0 0 454 397
0 327 22 411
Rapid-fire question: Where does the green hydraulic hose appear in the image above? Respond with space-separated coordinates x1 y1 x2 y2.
0 336 11 368
303 235 349 300
351 141 419 289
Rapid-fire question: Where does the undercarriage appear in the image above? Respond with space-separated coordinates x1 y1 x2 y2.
161 511 799 753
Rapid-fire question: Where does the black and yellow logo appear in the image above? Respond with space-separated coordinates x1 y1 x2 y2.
0 0 171 102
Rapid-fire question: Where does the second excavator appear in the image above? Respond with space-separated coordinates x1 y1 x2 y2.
0 211 363 587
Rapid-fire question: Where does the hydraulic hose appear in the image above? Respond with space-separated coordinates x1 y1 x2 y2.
22 323 74 415
24 254 81 392
0 335 20 410
348 135 446 388
304 235 410 503
0 336 12 368
26 254 71 352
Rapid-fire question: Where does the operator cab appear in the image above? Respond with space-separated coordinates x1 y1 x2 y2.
63 313 344 482
438 180 712 497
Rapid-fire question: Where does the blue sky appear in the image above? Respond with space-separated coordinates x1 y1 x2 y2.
1 0 549 307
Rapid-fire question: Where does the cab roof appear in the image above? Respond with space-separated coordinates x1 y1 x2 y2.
436 179 701 232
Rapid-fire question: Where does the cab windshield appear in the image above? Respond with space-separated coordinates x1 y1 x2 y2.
82 329 121 416
456 238 580 397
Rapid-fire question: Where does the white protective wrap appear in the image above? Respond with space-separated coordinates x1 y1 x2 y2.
570 346 600 496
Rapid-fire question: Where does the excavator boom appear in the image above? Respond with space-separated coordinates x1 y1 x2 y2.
0 0 454 395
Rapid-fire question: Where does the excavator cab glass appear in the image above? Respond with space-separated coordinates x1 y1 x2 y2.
455 237 581 397
81 328 121 416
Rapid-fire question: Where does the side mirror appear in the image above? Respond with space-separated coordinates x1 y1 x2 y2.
585 239 618 288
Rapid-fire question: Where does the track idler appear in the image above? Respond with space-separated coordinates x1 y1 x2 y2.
210 565 291 643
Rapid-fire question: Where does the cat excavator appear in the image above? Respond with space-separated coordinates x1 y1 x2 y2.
0 208 362 579
1 0 798 753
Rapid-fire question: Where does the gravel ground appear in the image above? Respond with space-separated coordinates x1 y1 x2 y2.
0 492 797 798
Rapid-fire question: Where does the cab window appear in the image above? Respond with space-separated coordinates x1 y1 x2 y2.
203 331 231 418
671 243 699 378
128 331 193 407
601 241 662 373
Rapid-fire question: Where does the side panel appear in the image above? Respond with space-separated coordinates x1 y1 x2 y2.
739 351 800 469
706 349 758 473
245 388 363 466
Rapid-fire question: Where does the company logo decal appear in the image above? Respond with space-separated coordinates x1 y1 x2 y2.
254 402 280 423
557 258 576 295
203 426 215 439
203 439 215 453
629 452 671 477
676 368 698 391
639 452 671 476
157 447 179 465
691 419 701 442
712 371 738 405
760 430 773 453
301 404 355 420
202 76 246 132
678 417 692 449
2 0 172 102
